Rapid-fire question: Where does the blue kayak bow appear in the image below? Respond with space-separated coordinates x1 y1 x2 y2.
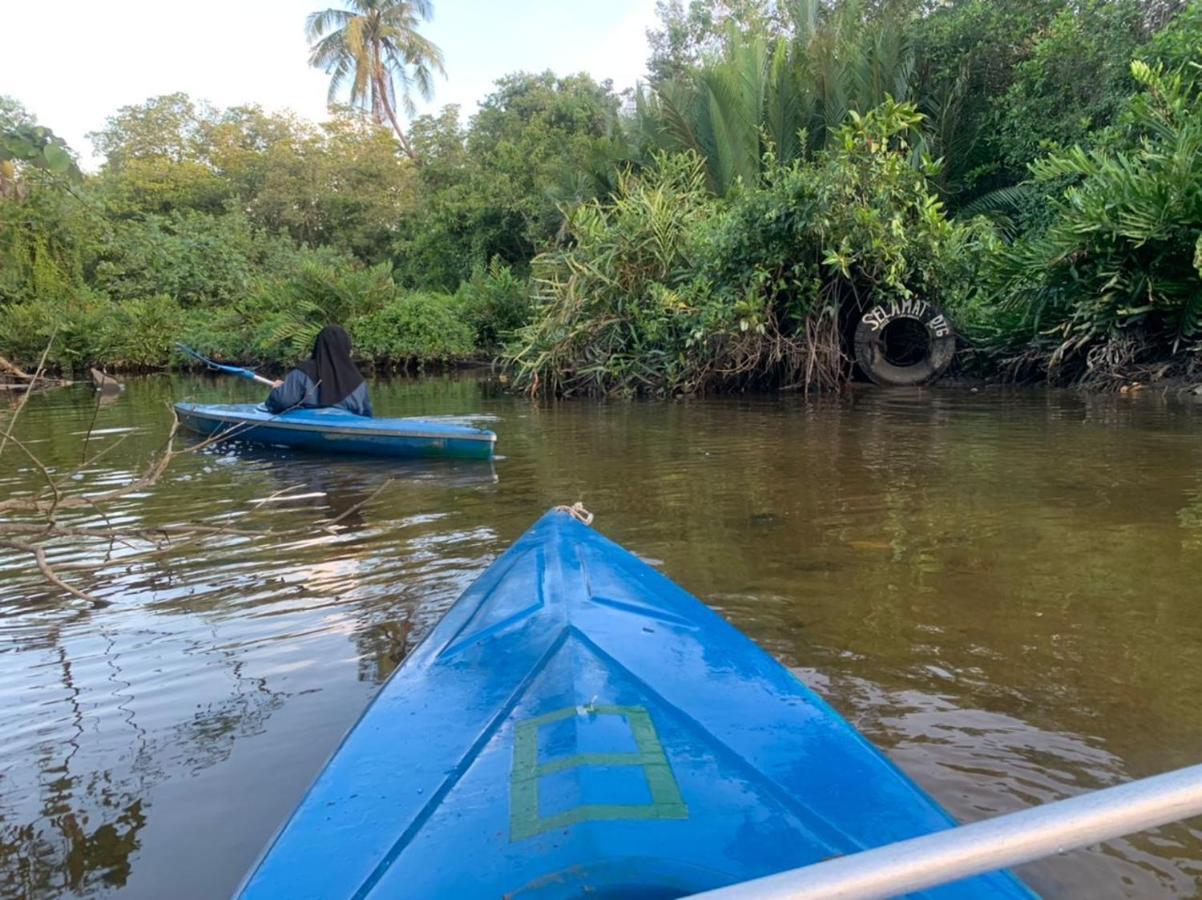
175 343 277 387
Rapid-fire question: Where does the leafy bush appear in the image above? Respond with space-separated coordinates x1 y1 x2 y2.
1142 2 1202 88
0 181 93 306
92 209 269 307
454 260 532 349
170 253 487 371
507 101 975 396
994 0 1147 177
507 153 716 396
392 74 623 289
1 292 186 371
176 304 258 364
249 259 396 362
979 59 1202 383
0 293 112 369
168 252 398 368
352 291 476 364
705 99 968 387
96 294 184 368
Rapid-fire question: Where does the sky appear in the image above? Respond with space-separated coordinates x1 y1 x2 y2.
0 0 659 165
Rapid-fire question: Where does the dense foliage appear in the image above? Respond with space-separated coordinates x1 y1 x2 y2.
393 73 624 288
1 0 1200 391
970 59 1202 384
634 1 922 195
510 101 978 396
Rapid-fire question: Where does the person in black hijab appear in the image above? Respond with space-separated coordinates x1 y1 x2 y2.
264 324 373 416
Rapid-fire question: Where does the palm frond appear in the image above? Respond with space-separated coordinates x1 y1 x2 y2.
305 0 445 157
305 8 354 41
957 184 1041 219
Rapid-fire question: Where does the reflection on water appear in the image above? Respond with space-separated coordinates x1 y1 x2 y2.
2 376 1202 898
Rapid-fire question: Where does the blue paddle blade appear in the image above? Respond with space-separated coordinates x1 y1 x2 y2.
175 343 260 381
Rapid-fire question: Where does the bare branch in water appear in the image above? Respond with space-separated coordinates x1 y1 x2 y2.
0 331 57 459
319 479 394 532
0 348 73 396
1 365 399 606
0 538 111 609
4 431 63 513
0 476 396 605
0 418 182 516
80 376 107 464
0 354 33 380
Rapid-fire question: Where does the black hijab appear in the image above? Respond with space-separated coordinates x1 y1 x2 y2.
297 325 365 406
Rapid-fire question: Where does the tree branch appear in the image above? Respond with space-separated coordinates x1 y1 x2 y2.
1 391 399 608
0 538 111 608
0 353 33 380
0 330 56 459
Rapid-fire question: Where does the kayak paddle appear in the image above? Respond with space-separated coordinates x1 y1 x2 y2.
175 343 277 387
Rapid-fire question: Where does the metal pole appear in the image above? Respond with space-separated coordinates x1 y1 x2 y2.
690 763 1202 900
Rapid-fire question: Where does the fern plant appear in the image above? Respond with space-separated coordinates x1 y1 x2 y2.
630 0 920 197
257 260 396 360
983 57 1202 382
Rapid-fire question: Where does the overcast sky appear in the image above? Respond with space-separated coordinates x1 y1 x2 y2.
1 0 658 164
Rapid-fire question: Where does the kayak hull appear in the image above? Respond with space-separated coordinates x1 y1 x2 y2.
239 510 1032 899
174 402 496 460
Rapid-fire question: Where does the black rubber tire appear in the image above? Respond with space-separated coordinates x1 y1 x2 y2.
854 299 956 387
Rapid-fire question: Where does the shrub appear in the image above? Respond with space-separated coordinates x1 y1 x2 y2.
979 58 1202 384
0 293 112 370
454 260 532 349
252 260 396 360
171 255 483 371
96 294 184 368
92 209 266 307
507 101 975 396
351 291 476 364
506 153 717 397
176 304 258 365
703 99 968 389
995 0 1147 176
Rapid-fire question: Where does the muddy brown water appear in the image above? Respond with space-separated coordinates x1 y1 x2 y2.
3 375 1202 898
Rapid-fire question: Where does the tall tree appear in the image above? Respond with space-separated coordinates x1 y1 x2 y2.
635 1 919 196
305 0 445 161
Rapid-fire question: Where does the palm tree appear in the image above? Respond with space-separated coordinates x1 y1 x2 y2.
306 0 445 161
630 3 918 197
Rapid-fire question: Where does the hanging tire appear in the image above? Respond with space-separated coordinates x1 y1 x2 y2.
854 299 956 387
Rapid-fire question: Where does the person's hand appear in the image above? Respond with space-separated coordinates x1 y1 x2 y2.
272 379 284 388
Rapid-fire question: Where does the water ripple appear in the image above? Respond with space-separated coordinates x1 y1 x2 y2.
2 377 1201 897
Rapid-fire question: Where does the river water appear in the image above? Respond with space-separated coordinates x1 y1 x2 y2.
2 375 1202 899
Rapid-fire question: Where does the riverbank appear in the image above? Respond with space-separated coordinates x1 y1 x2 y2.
3 5 1199 399
7 353 1202 398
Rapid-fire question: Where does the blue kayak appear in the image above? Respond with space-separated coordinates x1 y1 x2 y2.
174 402 496 460
238 509 1032 899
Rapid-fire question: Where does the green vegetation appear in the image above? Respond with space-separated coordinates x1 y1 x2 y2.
633 1 922 195
306 0 445 161
512 102 975 396
973 59 1202 383
1 0 1200 391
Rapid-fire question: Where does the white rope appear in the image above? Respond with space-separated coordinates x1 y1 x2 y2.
554 502 594 526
